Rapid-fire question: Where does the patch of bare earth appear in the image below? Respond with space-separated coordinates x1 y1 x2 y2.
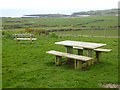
101 83 120 88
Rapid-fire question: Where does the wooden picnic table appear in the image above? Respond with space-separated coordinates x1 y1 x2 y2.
55 40 106 64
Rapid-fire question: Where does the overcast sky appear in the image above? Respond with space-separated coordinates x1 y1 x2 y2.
0 0 119 17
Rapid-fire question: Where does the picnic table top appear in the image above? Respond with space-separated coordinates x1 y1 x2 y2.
55 40 106 49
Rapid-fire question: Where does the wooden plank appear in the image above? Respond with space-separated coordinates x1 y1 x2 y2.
15 34 34 36
76 60 82 69
74 60 77 69
55 40 106 49
14 34 34 38
73 46 83 55
94 48 111 52
87 49 94 64
87 60 92 66
16 38 37 40
94 48 111 63
74 60 83 69
65 46 73 63
87 49 93 57
95 51 101 63
85 49 93 66
56 56 62 65
73 46 83 50
46 50 92 61
66 46 73 54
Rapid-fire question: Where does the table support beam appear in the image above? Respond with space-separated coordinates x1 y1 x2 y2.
66 46 73 54
55 56 62 65
65 46 73 64
95 51 101 63
87 49 94 65
74 60 82 69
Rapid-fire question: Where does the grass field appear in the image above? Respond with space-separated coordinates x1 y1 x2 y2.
2 16 118 26
2 33 118 88
2 16 118 30
2 16 118 38
54 30 118 37
1 16 119 88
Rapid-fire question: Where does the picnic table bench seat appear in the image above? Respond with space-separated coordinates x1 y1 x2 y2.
73 46 111 63
94 48 111 63
46 50 92 69
94 48 111 52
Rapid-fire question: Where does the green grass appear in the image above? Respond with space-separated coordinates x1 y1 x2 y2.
54 30 118 37
2 33 118 88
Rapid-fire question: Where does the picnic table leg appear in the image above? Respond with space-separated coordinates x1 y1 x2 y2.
87 49 94 65
65 46 73 64
87 60 92 66
74 60 77 69
55 56 62 65
15 34 18 43
74 60 82 70
87 49 93 57
65 46 73 54
77 60 82 69
30 34 33 43
95 51 101 63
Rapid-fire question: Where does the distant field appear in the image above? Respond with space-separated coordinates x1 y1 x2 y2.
54 29 118 37
2 16 118 30
2 16 118 26
2 16 118 38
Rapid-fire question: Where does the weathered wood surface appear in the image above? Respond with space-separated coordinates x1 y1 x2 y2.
74 60 82 69
46 50 92 61
95 51 101 63
15 34 34 37
55 40 106 49
15 38 37 40
56 56 62 65
94 48 111 63
73 46 83 50
73 46 83 55
94 48 111 52
14 34 37 41
65 46 73 63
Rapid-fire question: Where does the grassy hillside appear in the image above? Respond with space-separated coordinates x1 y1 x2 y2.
72 8 119 16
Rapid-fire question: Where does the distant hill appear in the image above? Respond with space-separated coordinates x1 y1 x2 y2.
24 14 70 18
72 8 119 16
24 8 119 18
